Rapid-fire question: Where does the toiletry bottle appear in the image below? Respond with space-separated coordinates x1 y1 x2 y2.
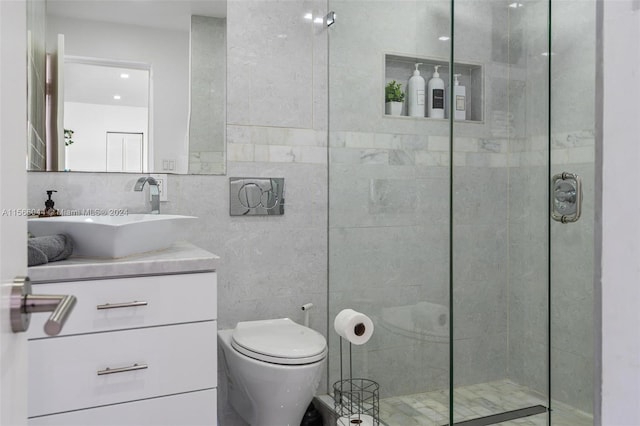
407 63 426 117
453 73 466 121
427 65 445 119
40 190 59 217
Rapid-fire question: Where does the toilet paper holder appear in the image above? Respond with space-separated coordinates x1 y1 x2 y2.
332 337 380 425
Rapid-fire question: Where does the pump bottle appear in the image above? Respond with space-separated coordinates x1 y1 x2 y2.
407 63 426 117
427 65 445 119
39 190 60 217
453 74 466 121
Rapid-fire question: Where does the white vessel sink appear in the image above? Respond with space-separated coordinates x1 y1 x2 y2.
28 214 197 258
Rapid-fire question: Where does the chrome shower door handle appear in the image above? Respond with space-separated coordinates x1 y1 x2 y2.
10 276 77 336
551 172 583 223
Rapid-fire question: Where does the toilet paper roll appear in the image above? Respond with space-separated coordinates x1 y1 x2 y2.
334 309 374 345
337 414 375 426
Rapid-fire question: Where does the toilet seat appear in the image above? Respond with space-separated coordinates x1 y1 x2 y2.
231 318 327 365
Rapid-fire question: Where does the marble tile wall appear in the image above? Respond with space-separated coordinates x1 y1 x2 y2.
227 0 319 130
189 16 226 175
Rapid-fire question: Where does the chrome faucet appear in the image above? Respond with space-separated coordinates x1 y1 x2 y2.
134 177 160 214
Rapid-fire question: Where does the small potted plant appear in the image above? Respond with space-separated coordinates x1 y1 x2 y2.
385 80 405 116
64 129 75 146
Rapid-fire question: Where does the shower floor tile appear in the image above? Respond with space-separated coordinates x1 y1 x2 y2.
379 379 592 426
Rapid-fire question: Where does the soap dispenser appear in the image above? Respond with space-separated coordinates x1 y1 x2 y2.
407 63 426 117
453 73 466 121
427 65 445 119
39 190 60 217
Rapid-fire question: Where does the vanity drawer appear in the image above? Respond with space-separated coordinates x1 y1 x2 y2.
29 388 217 426
27 272 217 338
28 321 217 417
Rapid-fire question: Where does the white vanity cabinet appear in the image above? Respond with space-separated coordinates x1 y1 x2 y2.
26 245 218 426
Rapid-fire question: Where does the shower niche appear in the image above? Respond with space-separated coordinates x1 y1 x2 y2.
384 54 483 122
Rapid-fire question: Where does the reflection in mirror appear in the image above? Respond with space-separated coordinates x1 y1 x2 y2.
189 16 226 174
26 0 226 175
64 60 149 173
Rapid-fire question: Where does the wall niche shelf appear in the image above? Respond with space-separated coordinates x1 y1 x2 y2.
384 53 483 123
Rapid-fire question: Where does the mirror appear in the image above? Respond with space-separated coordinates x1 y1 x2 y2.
64 60 150 173
26 0 227 175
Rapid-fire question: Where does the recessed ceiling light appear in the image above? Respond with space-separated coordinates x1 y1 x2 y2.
304 13 312 20
439 36 450 41
314 17 324 24
509 2 524 8
120 73 129 79
113 95 121 100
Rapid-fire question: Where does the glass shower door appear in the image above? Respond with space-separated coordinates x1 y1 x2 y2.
328 0 595 425
548 0 595 424
327 1 453 425
450 0 551 423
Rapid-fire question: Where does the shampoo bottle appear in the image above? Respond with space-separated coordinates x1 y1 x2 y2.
407 63 426 117
453 73 466 121
427 65 445 119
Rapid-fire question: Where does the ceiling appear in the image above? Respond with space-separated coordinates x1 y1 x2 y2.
46 0 227 31
64 63 150 108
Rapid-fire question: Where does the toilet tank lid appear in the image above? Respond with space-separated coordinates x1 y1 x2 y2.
232 318 327 359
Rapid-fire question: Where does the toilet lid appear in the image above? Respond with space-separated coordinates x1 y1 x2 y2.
231 318 327 365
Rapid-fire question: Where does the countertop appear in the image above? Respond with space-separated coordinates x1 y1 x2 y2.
28 242 219 283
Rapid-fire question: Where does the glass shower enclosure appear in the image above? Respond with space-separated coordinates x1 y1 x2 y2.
327 0 595 424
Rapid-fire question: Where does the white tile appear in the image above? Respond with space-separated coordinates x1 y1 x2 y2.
455 137 479 152
226 125 251 144
373 133 403 150
428 135 450 152
415 151 449 166
567 146 594 164
300 146 327 164
253 144 270 162
345 131 376 149
453 152 467 166
551 148 570 165
269 145 301 163
286 128 320 146
227 143 254 162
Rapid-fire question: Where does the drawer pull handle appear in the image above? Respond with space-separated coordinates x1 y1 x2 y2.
97 363 148 376
97 301 148 310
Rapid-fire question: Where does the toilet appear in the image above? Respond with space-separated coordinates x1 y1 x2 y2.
218 318 327 426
